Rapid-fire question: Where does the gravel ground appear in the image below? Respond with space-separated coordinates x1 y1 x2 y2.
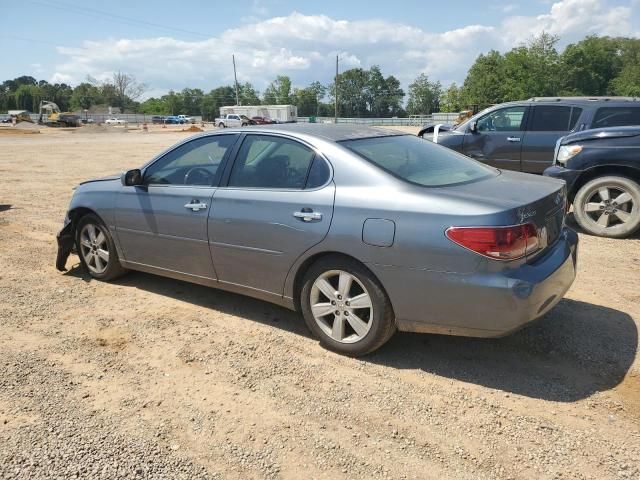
0 127 639 479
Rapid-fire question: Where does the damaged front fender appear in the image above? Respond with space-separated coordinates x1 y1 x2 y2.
55 219 75 272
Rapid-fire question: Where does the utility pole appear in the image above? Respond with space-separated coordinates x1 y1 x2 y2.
233 54 240 106
334 55 338 123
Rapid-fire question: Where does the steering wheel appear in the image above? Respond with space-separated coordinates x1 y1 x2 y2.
184 167 214 186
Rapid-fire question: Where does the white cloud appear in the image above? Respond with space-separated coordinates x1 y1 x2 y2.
50 0 638 97
501 0 633 45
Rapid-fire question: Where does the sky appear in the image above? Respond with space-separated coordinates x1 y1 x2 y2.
1 0 639 99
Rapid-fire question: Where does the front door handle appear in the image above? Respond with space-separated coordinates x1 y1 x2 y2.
184 200 208 212
507 136 521 142
293 210 322 222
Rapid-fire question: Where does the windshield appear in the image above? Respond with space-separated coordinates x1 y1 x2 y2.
341 135 497 187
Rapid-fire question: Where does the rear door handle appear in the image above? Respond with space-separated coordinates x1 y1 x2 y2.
507 136 521 142
184 200 208 212
293 210 322 222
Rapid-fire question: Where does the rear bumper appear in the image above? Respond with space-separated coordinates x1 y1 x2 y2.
543 165 582 197
372 227 579 337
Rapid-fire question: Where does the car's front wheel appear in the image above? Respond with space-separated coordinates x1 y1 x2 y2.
76 214 127 281
300 256 396 356
573 176 640 238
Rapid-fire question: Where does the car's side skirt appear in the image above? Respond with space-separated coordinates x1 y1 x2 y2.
119 260 296 311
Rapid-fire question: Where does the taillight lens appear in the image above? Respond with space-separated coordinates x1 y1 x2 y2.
446 223 541 260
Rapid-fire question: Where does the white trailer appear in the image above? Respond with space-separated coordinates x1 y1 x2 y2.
219 105 297 123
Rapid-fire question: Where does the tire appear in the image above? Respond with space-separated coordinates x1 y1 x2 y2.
218 122 225 128
573 175 640 238
75 214 127 281
300 255 396 356
241 122 248 127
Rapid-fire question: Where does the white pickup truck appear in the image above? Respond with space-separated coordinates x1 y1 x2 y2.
215 114 252 128
177 114 193 124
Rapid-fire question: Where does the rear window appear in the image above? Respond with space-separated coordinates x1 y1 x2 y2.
341 135 497 187
592 107 640 128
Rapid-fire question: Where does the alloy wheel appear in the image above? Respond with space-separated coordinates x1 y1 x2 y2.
310 270 373 344
79 223 110 274
583 186 635 229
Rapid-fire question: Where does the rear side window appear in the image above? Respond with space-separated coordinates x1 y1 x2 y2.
341 135 497 187
305 156 331 189
569 107 583 129
529 106 575 132
592 107 640 128
228 135 316 189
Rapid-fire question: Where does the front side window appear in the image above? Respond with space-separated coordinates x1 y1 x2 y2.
145 135 235 186
342 135 497 187
592 107 640 128
228 135 316 189
476 106 527 132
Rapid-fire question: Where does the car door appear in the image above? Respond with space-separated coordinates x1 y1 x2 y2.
462 106 528 171
520 105 583 174
209 133 334 297
114 134 238 279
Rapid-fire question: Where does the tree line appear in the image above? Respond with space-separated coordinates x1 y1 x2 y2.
0 72 146 115
1 34 638 119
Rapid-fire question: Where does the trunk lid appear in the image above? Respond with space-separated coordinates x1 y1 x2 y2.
439 170 567 258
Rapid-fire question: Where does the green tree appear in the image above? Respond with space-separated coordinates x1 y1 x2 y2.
70 82 101 111
330 68 369 117
560 36 623 95
366 66 405 117
439 83 462 112
501 32 561 100
609 37 640 96
14 84 41 111
202 86 236 120
406 73 442 115
263 76 292 104
161 90 183 115
460 50 506 106
610 63 640 96
292 81 329 117
180 88 205 115
139 97 169 115
38 81 73 111
238 82 261 105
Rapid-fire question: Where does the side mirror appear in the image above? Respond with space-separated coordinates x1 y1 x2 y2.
469 121 478 133
122 169 143 186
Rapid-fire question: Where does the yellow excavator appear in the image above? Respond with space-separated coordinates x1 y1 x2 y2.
38 101 81 127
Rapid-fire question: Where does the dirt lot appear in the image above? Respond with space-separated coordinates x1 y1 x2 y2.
1 126 639 479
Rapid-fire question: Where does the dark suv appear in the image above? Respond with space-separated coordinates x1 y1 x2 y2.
544 126 640 238
419 97 640 174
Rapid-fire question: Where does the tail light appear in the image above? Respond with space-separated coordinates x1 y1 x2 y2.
446 223 541 261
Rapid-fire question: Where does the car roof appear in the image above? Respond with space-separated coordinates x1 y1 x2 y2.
227 123 406 142
496 98 640 108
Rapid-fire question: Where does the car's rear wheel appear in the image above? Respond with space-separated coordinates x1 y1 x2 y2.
573 176 640 238
218 122 225 128
300 256 395 356
76 214 127 281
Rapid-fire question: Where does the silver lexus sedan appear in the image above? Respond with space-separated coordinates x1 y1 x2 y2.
56 124 578 356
